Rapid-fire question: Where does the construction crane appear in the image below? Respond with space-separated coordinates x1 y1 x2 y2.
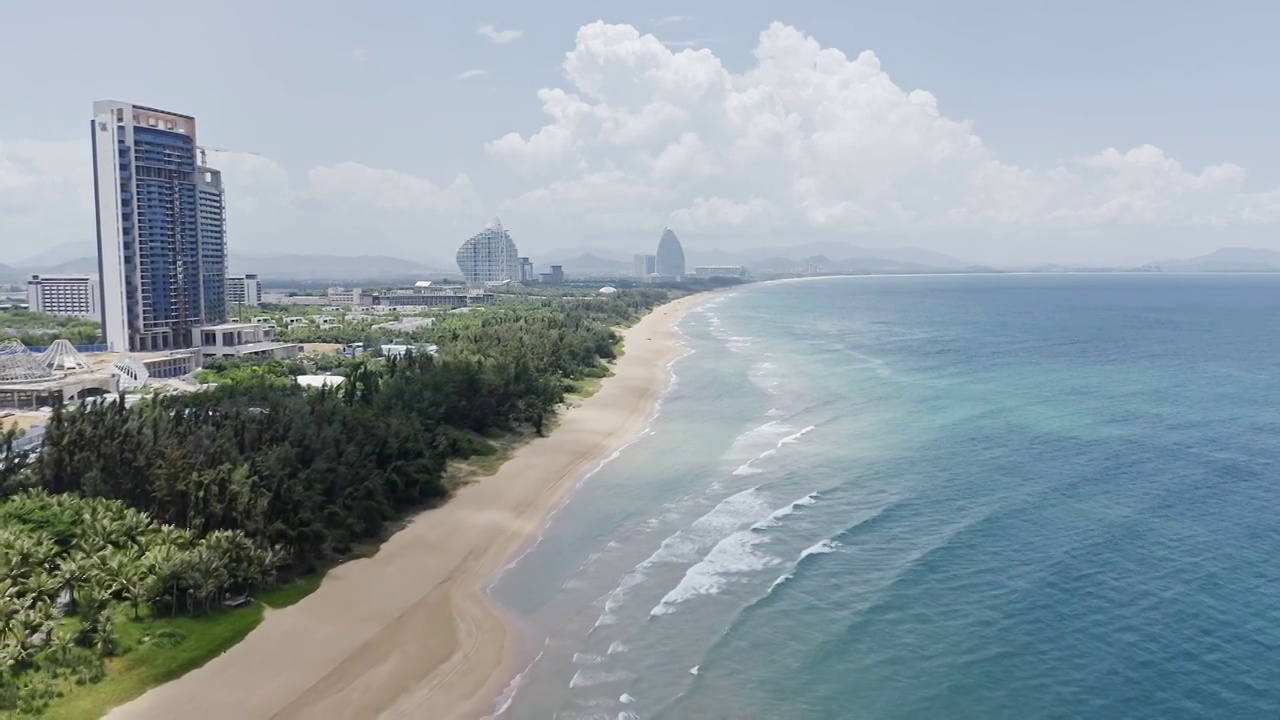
198 146 262 165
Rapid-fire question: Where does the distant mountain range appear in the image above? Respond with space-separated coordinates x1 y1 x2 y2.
16 242 96 268
544 242 974 276
1156 247 1280 272
542 253 634 275
7 244 1280 285
228 254 453 282
0 252 453 285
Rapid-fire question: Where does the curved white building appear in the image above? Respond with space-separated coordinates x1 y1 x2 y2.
457 217 521 285
655 227 686 278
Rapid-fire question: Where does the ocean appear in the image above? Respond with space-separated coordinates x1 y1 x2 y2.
490 274 1280 720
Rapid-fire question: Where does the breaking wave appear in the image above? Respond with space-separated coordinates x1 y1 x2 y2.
592 487 769 628
732 425 817 476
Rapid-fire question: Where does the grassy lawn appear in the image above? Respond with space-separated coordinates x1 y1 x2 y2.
43 604 264 720
568 377 605 399
256 575 324 609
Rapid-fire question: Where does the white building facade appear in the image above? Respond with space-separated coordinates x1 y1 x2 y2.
693 265 749 278
633 254 656 277
227 273 262 307
27 274 99 318
456 217 520 285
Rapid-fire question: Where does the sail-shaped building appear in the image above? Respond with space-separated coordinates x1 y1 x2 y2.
655 227 686 278
457 217 521 285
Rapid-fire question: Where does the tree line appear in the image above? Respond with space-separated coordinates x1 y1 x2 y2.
0 288 678 715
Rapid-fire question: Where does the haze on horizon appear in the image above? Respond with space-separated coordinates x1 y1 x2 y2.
2 0 1278 268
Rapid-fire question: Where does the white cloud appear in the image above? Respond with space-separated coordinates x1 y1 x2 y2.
0 140 94 252
4 21 1279 266
457 68 488 80
306 162 478 212
0 143 480 262
661 38 721 50
651 15 689 26
485 21 1280 252
351 48 372 64
478 24 523 44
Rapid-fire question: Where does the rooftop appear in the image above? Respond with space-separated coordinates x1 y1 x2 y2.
216 341 300 355
200 322 264 332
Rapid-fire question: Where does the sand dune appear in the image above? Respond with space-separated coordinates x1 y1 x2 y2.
105 295 699 720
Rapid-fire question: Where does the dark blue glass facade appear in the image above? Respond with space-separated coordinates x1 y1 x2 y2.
131 126 202 334
197 169 228 325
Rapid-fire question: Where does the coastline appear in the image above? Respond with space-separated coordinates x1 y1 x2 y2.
103 293 704 720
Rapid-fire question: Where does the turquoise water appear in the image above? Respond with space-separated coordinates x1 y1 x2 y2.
491 274 1280 720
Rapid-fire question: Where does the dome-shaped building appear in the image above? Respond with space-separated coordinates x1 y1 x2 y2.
655 227 686 278
457 217 521 285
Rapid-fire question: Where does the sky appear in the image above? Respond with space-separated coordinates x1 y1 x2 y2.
1 0 1278 267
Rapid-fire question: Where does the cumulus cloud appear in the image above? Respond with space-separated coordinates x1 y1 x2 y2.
457 68 488 80
661 38 721 49
4 21 1279 265
0 140 94 252
0 142 479 261
478 24 522 44
486 21 1280 244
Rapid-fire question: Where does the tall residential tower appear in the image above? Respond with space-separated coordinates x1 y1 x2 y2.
91 101 228 352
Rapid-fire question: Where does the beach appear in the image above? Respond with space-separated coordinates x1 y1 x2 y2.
105 294 701 720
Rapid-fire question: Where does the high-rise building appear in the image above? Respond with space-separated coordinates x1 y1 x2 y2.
456 217 520 285
633 254 656 277
538 265 565 284
517 257 536 283
655 227 686 277
227 273 262 308
197 166 229 320
27 274 99 319
91 100 228 352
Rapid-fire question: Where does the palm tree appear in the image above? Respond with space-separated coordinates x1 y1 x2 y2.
0 597 19 647
45 627 75 665
91 615 115 656
119 566 156 619
56 554 90 614
45 628 77 690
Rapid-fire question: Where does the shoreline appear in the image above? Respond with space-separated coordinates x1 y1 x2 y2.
479 298 705 718
104 293 705 720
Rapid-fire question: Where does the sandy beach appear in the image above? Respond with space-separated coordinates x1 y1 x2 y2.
105 294 700 720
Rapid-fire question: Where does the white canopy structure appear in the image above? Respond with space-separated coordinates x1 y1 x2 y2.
0 339 55 384
110 354 150 391
38 339 92 373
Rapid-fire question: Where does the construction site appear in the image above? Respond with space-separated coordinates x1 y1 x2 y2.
0 339 198 434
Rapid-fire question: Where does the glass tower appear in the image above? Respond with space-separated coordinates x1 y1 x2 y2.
91 101 227 353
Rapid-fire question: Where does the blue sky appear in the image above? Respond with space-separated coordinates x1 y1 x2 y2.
2 0 1278 266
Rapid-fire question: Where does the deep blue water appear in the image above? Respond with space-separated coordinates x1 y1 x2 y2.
492 274 1280 720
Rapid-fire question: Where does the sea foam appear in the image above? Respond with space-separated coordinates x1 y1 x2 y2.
650 529 781 616
732 425 817 476
753 492 820 530
592 487 769 627
569 668 633 689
